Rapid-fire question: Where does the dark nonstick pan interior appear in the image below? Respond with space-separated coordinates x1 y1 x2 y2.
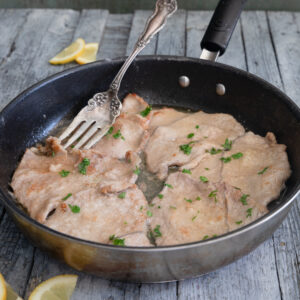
1 56 300 220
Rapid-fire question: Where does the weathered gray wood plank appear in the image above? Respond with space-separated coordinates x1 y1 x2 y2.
267 11 300 300
241 11 282 89
72 9 108 43
98 14 133 59
0 9 74 110
0 9 29 64
242 11 300 300
22 9 80 86
268 12 300 104
0 213 35 297
186 11 246 70
156 9 186 56
139 282 177 300
178 241 281 300
126 10 157 56
186 11 212 59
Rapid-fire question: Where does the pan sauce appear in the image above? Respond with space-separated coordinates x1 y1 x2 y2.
11 93 291 247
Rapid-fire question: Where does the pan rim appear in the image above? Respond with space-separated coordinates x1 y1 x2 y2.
1 55 300 252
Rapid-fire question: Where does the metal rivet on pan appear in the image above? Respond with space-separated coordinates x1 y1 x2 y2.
179 76 190 88
216 83 226 96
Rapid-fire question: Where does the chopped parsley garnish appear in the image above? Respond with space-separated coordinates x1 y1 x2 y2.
234 186 241 190
62 193 72 201
140 206 143 211
199 176 209 183
195 125 199 129
153 225 162 237
59 170 70 177
192 216 197 221
212 234 218 238
140 105 152 117
222 138 232 151
232 152 243 159
170 206 176 209
208 190 218 202
209 147 222 155
220 157 232 163
236 220 243 225
184 198 192 203
105 126 114 136
203 235 209 240
246 208 253 218
187 133 194 139
109 235 125 246
133 166 141 175
124 221 128 224
78 158 90 175
203 136 208 139
68 204 80 213
158 206 161 209
240 194 249 205
258 167 269 175
149 203 155 207
179 142 193 155
220 152 243 163
205 168 209 170
182 168 191 174
118 192 126 199
71 145 75 148
113 130 125 140
164 183 173 189
196 196 201 201
147 210 153 217
158 194 164 199
52 151 55 157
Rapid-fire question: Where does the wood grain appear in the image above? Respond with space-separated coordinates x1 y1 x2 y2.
126 10 157 56
99 13 133 59
268 11 300 104
156 9 186 56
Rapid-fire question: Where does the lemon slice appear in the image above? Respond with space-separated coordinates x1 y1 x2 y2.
75 43 99 65
28 275 78 300
49 38 85 65
0 273 6 300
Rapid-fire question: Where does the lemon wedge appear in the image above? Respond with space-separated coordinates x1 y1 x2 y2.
75 43 99 65
28 275 78 300
0 273 6 300
49 38 85 65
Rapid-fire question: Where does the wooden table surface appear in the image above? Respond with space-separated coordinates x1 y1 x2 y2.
0 9 299 300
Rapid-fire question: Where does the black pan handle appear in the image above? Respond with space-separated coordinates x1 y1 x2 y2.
200 0 247 56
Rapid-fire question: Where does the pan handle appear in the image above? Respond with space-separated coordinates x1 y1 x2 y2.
200 0 247 61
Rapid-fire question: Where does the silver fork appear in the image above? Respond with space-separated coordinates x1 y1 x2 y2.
59 0 177 149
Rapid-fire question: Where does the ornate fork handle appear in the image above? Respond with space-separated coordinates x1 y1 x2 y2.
109 0 177 92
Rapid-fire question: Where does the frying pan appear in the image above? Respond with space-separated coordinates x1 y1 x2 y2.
0 0 299 283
